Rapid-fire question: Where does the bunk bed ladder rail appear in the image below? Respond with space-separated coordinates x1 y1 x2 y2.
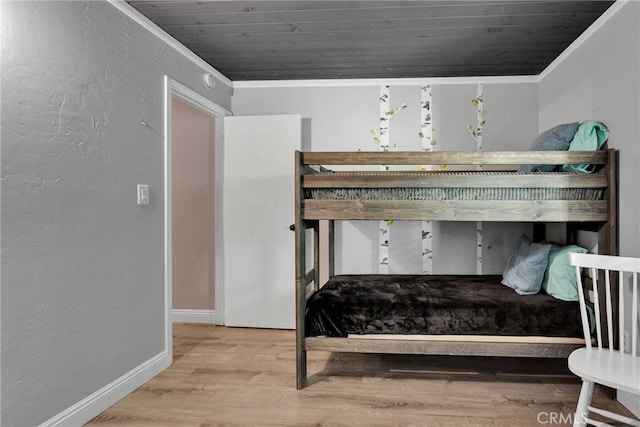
295 151 321 389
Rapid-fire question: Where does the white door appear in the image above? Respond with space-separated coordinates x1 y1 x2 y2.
223 114 301 329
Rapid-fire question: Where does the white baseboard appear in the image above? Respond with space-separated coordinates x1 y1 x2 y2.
39 350 170 427
618 391 640 419
172 309 216 324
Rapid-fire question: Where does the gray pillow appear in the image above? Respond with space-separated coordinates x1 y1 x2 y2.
519 122 579 173
502 235 552 295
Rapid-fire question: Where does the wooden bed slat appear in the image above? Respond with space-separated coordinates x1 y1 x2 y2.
346 334 586 344
302 150 608 166
303 199 608 222
305 337 581 358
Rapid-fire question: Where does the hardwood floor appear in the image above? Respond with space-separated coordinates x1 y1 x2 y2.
87 324 636 426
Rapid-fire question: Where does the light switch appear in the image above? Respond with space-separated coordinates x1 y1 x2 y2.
137 184 149 205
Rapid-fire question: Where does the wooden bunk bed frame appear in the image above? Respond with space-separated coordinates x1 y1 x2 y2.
294 149 618 389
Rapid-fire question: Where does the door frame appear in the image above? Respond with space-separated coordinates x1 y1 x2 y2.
163 76 231 358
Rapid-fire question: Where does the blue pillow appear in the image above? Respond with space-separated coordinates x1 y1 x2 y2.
502 235 552 295
519 122 579 173
542 245 589 301
561 121 609 173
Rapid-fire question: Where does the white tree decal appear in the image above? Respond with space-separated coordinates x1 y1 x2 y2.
420 85 434 274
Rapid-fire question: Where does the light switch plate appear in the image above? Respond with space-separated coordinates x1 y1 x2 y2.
137 184 149 205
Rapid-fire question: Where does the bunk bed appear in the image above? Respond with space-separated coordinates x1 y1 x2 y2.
294 149 618 389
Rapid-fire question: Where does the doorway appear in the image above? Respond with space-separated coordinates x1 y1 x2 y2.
171 97 215 322
164 77 230 361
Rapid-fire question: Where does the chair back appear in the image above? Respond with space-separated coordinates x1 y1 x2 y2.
569 252 640 354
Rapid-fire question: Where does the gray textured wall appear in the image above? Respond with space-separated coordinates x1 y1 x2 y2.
231 83 538 275
539 0 640 377
539 1 639 258
0 2 231 425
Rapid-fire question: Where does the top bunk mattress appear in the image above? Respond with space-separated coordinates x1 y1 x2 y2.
305 171 604 201
305 274 584 338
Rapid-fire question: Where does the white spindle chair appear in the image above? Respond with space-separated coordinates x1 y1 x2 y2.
568 252 640 427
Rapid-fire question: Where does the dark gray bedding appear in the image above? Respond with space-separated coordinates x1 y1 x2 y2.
305 274 584 338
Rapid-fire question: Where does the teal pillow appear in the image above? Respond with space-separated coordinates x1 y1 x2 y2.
502 235 552 295
542 245 589 301
562 121 609 173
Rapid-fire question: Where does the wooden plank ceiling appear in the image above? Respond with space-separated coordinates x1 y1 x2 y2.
127 1 615 81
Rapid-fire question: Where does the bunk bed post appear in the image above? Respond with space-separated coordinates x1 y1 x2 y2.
565 223 578 246
327 220 335 278
294 151 307 389
313 222 320 292
599 148 618 257
532 223 546 243
600 149 619 356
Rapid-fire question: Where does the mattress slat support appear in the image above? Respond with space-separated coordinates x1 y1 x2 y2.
305 337 582 358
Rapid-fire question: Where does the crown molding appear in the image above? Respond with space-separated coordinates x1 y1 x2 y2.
107 0 232 89
233 75 539 89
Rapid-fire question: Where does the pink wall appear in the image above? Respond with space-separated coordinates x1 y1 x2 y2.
172 97 215 310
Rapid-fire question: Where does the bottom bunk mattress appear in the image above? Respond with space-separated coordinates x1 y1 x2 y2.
305 275 584 338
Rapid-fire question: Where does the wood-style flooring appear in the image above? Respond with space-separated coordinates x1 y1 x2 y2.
87 323 636 426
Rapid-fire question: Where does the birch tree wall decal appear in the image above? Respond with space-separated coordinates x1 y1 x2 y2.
420 84 434 274
373 86 406 273
471 84 485 275
378 85 391 273
467 87 486 145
